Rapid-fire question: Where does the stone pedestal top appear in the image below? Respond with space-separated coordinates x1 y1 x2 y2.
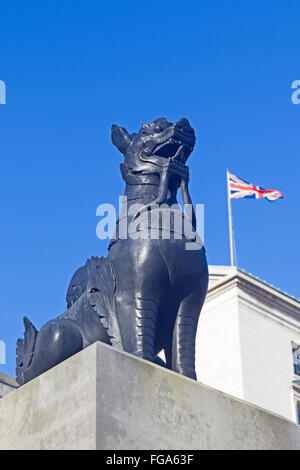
0 342 299 450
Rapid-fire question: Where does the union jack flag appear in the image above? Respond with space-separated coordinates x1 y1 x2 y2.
228 171 283 202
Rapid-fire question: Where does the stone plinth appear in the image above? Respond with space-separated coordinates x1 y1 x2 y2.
0 342 299 450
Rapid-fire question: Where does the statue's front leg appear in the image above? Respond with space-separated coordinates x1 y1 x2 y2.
110 239 169 362
135 297 159 361
114 291 158 361
24 319 83 383
172 287 205 380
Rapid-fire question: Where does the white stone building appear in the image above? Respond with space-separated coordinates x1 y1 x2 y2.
0 373 18 399
196 266 300 424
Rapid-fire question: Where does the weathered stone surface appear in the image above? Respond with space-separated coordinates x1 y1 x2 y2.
0 372 18 398
0 342 299 450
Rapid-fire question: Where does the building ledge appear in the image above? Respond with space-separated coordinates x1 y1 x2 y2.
0 372 18 389
206 266 300 323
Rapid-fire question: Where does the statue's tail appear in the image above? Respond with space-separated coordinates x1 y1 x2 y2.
16 317 38 385
85 257 123 350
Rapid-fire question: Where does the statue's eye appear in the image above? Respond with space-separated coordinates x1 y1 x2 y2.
141 126 149 135
153 125 161 133
72 284 79 290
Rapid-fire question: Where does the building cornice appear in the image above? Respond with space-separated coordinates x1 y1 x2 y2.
206 266 300 323
0 372 18 389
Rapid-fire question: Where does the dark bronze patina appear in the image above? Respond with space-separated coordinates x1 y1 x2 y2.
16 117 208 385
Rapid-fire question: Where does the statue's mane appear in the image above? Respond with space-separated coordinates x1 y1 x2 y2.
85 256 103 270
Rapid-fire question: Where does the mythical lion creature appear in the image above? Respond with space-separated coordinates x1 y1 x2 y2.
16 117 208 385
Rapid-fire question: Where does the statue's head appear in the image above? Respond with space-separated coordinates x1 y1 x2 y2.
66 257 109 309
66 265 88 308
111 117 196 176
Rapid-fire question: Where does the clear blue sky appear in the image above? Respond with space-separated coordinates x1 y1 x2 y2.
1 1 299 377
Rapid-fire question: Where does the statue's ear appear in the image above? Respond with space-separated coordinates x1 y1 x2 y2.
111 124 132 154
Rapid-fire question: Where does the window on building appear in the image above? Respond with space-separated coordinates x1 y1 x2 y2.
292 344 300 376
297 402 300 425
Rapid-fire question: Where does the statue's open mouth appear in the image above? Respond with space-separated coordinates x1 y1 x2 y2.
140 118 196 165
152 133 194 163
153 138 183 158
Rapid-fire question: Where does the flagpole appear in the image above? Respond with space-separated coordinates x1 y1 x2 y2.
226 169 235 266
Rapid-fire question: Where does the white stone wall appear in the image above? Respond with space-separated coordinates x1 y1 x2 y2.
238 289 299 420
196 266 300 422
196 281 244 398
